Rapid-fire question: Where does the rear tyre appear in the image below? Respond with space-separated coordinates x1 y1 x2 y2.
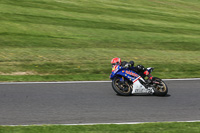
152 77 168 96
112 76 132 96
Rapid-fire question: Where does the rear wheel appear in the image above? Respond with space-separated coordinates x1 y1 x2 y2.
152 77 168 96
112 76 132 96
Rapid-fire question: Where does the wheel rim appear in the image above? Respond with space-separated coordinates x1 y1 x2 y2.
155 81 167 92
115 78 131 94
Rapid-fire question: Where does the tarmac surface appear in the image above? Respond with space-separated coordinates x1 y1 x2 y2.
0 80 200 125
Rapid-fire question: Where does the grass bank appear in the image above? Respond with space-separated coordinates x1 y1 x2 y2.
0 122 200 133
0 0 200 81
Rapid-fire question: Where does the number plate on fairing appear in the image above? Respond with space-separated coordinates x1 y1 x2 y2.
134 88 149 93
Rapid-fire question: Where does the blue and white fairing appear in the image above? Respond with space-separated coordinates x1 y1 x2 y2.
110 65 154 94
110 65 140 82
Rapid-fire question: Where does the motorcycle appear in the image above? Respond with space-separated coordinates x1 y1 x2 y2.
110 65 168 96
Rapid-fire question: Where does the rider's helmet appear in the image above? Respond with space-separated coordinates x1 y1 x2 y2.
111 58 121 67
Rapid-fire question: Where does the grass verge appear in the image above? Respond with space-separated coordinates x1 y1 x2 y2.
0 122 200 133
0 0 200 81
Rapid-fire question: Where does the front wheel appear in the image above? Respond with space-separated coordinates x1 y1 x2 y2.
112 76 132 96
152 77 168 96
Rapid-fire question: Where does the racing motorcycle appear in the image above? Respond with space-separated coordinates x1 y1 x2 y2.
110 65 168 96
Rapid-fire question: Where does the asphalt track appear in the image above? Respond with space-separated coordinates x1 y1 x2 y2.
0 79 200 125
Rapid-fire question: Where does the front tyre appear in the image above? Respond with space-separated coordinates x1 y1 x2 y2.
152 77 168 96
112 76 132 96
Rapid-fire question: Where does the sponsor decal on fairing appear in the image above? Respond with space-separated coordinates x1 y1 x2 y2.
125 70 139 77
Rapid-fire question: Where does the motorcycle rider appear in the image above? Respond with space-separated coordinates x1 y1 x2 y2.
111 57 153 83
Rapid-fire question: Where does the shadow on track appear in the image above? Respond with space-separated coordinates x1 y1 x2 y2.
116 94 171 97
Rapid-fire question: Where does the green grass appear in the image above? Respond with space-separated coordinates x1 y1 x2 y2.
0 0 200 81
0 122 200 133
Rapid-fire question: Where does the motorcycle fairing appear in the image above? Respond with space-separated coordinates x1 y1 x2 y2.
110 65 154 94
110 65 140 82
132 77 153 94
147 67 154 73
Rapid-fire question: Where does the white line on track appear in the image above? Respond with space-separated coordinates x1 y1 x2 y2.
3 120 200 126
0 80 111 84
53 120 200 126
0 78 200 85
163 78 200 81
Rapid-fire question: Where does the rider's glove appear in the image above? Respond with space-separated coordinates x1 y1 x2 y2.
144 70 149 76
144 70 153 81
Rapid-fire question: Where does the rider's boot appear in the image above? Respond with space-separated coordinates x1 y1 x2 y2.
146 77 153 84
